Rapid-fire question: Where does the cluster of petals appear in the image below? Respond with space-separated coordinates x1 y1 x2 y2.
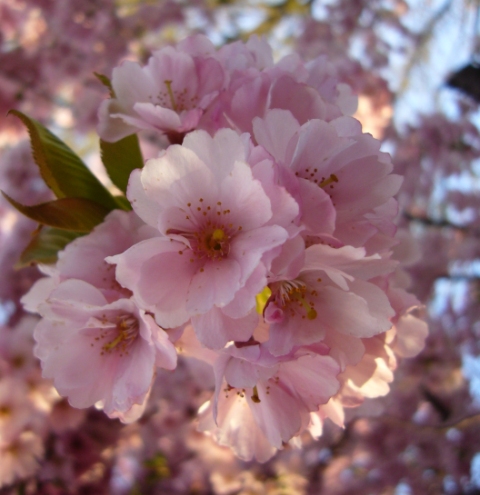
110 128 297 350
98 36 225 142
26 34 428 462
23 210 177 423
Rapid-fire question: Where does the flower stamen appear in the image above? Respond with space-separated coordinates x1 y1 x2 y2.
102 314 139 353
251 385 261 403
164 80 177 111
271 281 317 320
319 173 338 189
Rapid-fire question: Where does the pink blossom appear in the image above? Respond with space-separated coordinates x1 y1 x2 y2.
265 244 396 357
22 209 156 313
33 279 176 420
217 36 274 73
0 430 43 487
110 129 296 348
216 44 357 139
21 210 176 420
253 109 402 247
0 21 441 481
385 286 428 359
0 377 40 437
0 316 39 379
220 60 328 136
338 334 396 402
308 333 397 440
98 34 225 142
198 341 340 462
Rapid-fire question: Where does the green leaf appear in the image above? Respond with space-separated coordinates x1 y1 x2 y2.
100 134 144 194
8 110 118 211
3 193 110 232
94 72 116 98
17 227 83 267
114 195 133 211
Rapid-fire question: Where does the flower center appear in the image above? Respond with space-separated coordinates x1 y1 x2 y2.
271 281 317 320
168 198 243 262
164 80 178 111
295 168 339 191
156 80 199 112
197 227 230 260
102 314 139 354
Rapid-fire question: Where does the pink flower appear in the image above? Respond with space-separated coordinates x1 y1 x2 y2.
253 109 402 247
216 44 355 138
34 279 176 420
272 52 358 119
0 316 39 379
198 340 340 461
217 36 274 73
98 34 225 142
309 330 402 438
110 129 296 348
0 430 43 487
338 334 397 402
265 244 397 357
22 209 156 313
22 210 176 421
0 377 39 437
385 286 428 359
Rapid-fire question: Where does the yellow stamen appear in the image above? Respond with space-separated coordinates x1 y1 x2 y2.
164 80 177 111
212 228 226 241
319 173 338 188
290 290 317 320
208 228 227 252
103 334 124 351
102 315 139 353
255 286 272 315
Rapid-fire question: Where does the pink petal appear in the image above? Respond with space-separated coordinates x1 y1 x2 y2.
132 102 183 130
110 238 196 328
106 339 155 414
230 225 288 285
252 109 299 163
138 144 218 212
186 259 242 314
393 313 428 358
222 265 266 318
315 284 393 338
127 169 161 228
247 381 302 448
183 128 249 181
191 307 257 349
217 160 273 231
278 353 340 410
297 178 335 234
139 313 177 370
269 75 326 124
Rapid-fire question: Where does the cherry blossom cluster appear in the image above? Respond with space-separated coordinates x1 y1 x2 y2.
22 34 427 462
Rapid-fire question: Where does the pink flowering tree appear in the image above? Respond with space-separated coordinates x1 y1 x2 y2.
0 1 479 494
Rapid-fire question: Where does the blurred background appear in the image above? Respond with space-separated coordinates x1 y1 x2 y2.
1 0 480 493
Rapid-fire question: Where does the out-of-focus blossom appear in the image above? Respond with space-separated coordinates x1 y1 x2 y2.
0 430 44 487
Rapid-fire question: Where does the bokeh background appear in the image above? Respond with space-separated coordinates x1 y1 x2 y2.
1 1 480 493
